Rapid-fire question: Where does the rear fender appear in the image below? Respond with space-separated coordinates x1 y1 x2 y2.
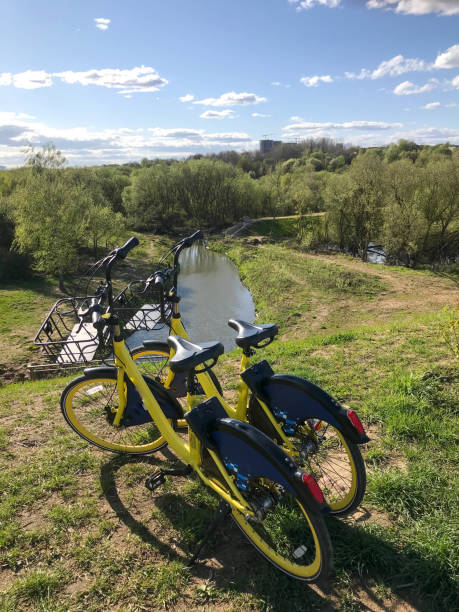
212 417 329 511
186 397 329 512
262 374 369 444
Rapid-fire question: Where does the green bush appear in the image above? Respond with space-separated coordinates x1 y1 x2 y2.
0 248 31 281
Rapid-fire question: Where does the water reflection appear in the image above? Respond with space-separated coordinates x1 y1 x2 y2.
366 243 387 265
127 244 255 351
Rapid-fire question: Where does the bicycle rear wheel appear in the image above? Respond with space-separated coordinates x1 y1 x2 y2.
292 421 366 516
231 475 332 582
61 371 167 454
247 397 365 516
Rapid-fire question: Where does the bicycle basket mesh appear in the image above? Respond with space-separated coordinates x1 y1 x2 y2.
34 297 112 364
113 278 172 333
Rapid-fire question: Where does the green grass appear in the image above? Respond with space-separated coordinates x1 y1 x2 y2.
0 278 60 369
252 217 299 237
213 242 385 330
0 234 457 610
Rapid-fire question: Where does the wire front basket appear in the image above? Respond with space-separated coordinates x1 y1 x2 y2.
34 297 110 365
113 278 172 333
34 279 172 365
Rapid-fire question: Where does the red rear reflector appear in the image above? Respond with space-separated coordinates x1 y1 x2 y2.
347 410 365 435
302 473 325 504
314 421 322 431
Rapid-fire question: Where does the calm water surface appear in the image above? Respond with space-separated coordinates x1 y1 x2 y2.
127 244 255 351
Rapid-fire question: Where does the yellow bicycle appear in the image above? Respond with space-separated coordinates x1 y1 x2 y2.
55 232 368 516
59 236 333 581
127 233 369 516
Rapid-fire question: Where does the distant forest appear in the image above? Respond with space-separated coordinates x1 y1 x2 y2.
0 138 457 282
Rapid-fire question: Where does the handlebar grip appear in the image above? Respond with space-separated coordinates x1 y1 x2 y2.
118 236 139 259
182 230 204 247
189 230 204 242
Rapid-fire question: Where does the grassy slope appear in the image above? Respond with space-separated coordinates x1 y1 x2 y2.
0 232 458 611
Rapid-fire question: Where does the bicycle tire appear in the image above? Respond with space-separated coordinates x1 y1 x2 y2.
231 480 332 582
61 371 169 455
130 342 223 397
248 396 366 516
200 435 332 582
293 424 366 515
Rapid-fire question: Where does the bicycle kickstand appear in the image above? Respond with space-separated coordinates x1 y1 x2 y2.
187 499 231 567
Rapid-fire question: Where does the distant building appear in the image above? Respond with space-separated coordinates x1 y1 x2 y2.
259 139 282 154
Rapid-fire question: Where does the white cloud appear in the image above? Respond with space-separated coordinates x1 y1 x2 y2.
422 102 441 109
0 73 12 86
252 113 271 118
0 66 168 95
300 75 333 87
452 75 459 88
445 102 457 107
0 112 256 166
179 94 194 102
289 0 341 11
193 91 267 107
12 70 53 89
346 44 459 84
2 110 458 167
271 81 291 88
54 66 168 94
435 45 459 69
94 18 111 31
200 110 235 119
346 54 431 80
366 0 459 15
280 118 459 147
390 126 459 143
393 79 437 95
283 120 402 133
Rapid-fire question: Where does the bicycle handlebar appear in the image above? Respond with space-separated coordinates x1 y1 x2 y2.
117 236 139 259
182 230 204 247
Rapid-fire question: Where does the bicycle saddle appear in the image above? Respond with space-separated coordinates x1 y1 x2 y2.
167 336 224 373
228 319 278 350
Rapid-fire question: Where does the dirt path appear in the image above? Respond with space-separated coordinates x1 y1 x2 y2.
255 212 326 221
303 251 458 315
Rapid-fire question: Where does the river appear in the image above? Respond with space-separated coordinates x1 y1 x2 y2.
127 243 255 351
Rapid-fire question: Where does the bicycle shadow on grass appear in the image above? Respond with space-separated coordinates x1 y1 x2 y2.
99 454 455 612
326 515 455 612
99 453 329 611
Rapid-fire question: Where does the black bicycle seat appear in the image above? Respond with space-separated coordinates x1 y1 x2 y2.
168 336 224 373
228 319 278 350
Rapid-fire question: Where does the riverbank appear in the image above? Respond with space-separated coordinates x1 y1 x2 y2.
0 234 457 611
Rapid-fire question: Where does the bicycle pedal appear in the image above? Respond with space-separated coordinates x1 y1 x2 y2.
145 470 166 491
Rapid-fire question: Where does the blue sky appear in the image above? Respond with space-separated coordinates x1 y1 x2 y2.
1 0 458 166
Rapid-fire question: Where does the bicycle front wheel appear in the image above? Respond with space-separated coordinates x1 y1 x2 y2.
61 371 167 454
130 343 170 383
131 342 223 396
231 476 332 582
